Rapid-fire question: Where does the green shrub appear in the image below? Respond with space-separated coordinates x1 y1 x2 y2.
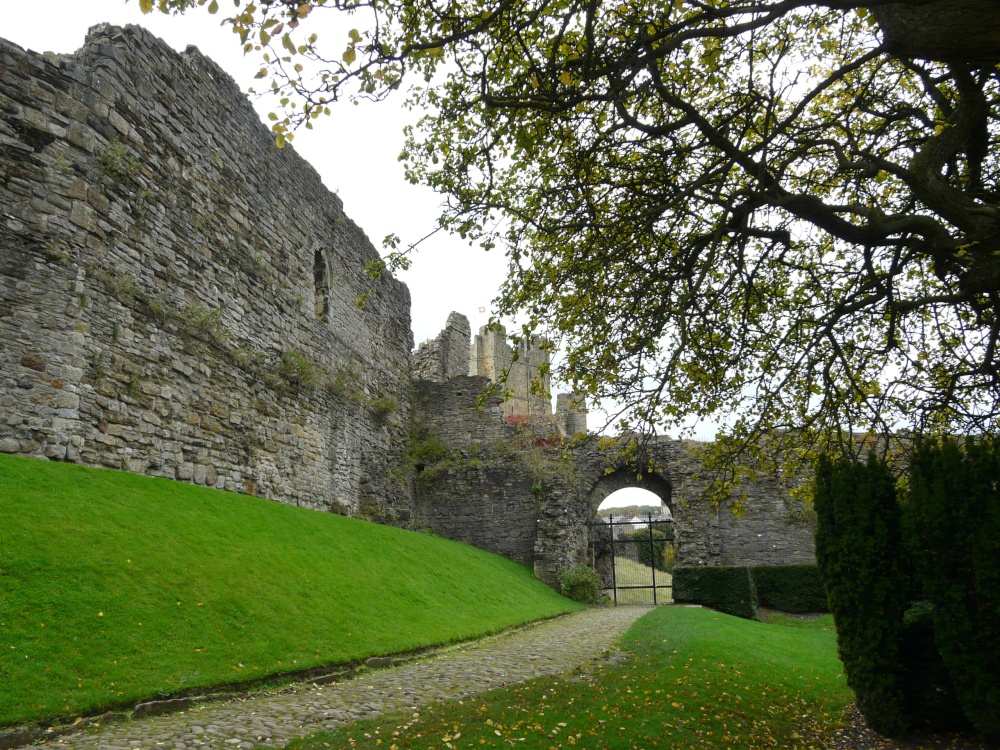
370 396 398 417
558 565 605 605
672 566 757 619
662 542 677 571
813 453 910 737
407 430 449 467
751 564 828 613
100 138 140 180
906 438 1000 742
628 527 671 572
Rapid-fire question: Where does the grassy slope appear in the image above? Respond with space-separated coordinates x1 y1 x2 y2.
290 606 853 750
0 454 580 727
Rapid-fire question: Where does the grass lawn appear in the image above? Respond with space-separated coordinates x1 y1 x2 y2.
0 454 580 728
288 605 853 750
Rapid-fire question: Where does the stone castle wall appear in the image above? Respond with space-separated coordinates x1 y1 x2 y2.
470 324 552 417
411 376 540 564
417 313 588 437
0 25 412 517
555 393 587 437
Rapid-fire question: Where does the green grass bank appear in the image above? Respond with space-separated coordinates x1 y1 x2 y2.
0 454 580 728
289 606 852 750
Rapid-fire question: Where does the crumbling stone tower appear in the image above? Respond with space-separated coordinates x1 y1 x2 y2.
413 312 588 435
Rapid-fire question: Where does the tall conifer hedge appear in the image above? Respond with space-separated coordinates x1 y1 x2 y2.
813 454 910 736
906 438 1000 742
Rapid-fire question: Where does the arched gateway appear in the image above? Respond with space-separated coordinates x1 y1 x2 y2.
587 468 675 604
529 439 682 592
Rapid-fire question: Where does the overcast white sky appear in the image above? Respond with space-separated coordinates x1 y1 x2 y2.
4 2 715 471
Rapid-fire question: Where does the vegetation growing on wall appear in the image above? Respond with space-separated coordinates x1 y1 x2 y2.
99 138 141 181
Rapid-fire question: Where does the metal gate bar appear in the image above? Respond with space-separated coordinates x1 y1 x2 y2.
587 514 674 605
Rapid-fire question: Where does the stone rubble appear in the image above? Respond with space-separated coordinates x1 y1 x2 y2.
27 607 650 750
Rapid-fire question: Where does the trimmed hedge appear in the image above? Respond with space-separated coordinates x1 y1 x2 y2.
752 564 828 613
672 564 828 618
813 442 1000 744
898 602 969 732
672 566 758 619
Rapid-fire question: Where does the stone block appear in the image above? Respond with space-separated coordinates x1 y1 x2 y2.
45 443 68 460
67 122 96 153
69 201 97 231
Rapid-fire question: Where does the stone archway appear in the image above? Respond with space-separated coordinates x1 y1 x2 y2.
586 469 673 515
530 438 681 589
585 469 675 603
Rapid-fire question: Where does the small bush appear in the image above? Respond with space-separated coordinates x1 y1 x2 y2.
370 396 398 418
100 138 140 180
662 542 677 571
752 564 828 613
182 304 230 344
407 430 449 467
278 348 317 388
673 566 757 619
558 565 605 605
503 413 533 429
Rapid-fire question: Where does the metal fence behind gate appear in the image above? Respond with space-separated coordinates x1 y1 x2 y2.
588 515 674 605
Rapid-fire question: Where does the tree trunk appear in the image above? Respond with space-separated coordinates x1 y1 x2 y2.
872 0 1000 66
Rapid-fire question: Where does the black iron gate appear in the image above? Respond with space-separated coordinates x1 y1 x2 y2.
587 515 674 605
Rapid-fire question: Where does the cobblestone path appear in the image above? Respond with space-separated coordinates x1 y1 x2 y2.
30 606 651 750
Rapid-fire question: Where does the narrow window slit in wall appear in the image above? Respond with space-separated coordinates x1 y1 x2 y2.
314 248 330 321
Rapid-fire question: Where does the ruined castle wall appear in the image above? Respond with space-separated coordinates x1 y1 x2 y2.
411 376 540 564
663 442 816 567
411 391 816 583
555 393 587 437
413 465 540 566
412 375 511 447
0 25 412 517
526 439 816 585
412 312 470 383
